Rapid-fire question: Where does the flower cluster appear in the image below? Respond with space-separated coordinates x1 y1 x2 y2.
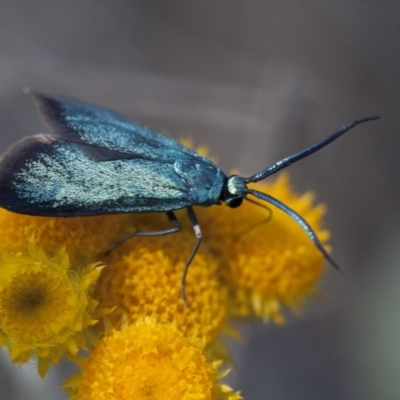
0 168 330 399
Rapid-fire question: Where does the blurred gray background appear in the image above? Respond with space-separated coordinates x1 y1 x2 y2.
0 1 399 399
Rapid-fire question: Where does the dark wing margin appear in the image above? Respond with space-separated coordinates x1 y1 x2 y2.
32 94 64 134
32 94 87 144
0 134 56 212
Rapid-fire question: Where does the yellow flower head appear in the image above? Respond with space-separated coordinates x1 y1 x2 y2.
96 218 229 348
197 173 330 323
0 239 105 376
65 318 242 400
0 209 132 263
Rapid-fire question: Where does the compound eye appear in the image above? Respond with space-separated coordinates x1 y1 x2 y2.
226 197 243 208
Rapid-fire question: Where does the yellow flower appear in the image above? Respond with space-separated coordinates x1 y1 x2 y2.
0 130 337 397
0 209 132 263
0 239 106 376
197 173 330 323
96 219 229 348
65 318 242 400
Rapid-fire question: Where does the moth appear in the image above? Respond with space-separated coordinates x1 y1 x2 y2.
0 94 379 304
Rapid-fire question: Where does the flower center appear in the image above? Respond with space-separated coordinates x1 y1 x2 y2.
13 285 47 315
0 270 79 341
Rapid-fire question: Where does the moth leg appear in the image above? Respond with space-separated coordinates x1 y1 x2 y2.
133 211 181 237
105 211 181 255
181 206 202 307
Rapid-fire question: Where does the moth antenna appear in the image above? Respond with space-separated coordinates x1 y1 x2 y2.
244 116 380 183
247 189 344 273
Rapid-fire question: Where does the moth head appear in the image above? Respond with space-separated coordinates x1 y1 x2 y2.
223 175 246 208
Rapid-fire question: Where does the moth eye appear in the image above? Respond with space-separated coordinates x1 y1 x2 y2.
226 197 242 208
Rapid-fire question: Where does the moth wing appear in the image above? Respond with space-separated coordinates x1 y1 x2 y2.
0 135 206 216
33 94 203 163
